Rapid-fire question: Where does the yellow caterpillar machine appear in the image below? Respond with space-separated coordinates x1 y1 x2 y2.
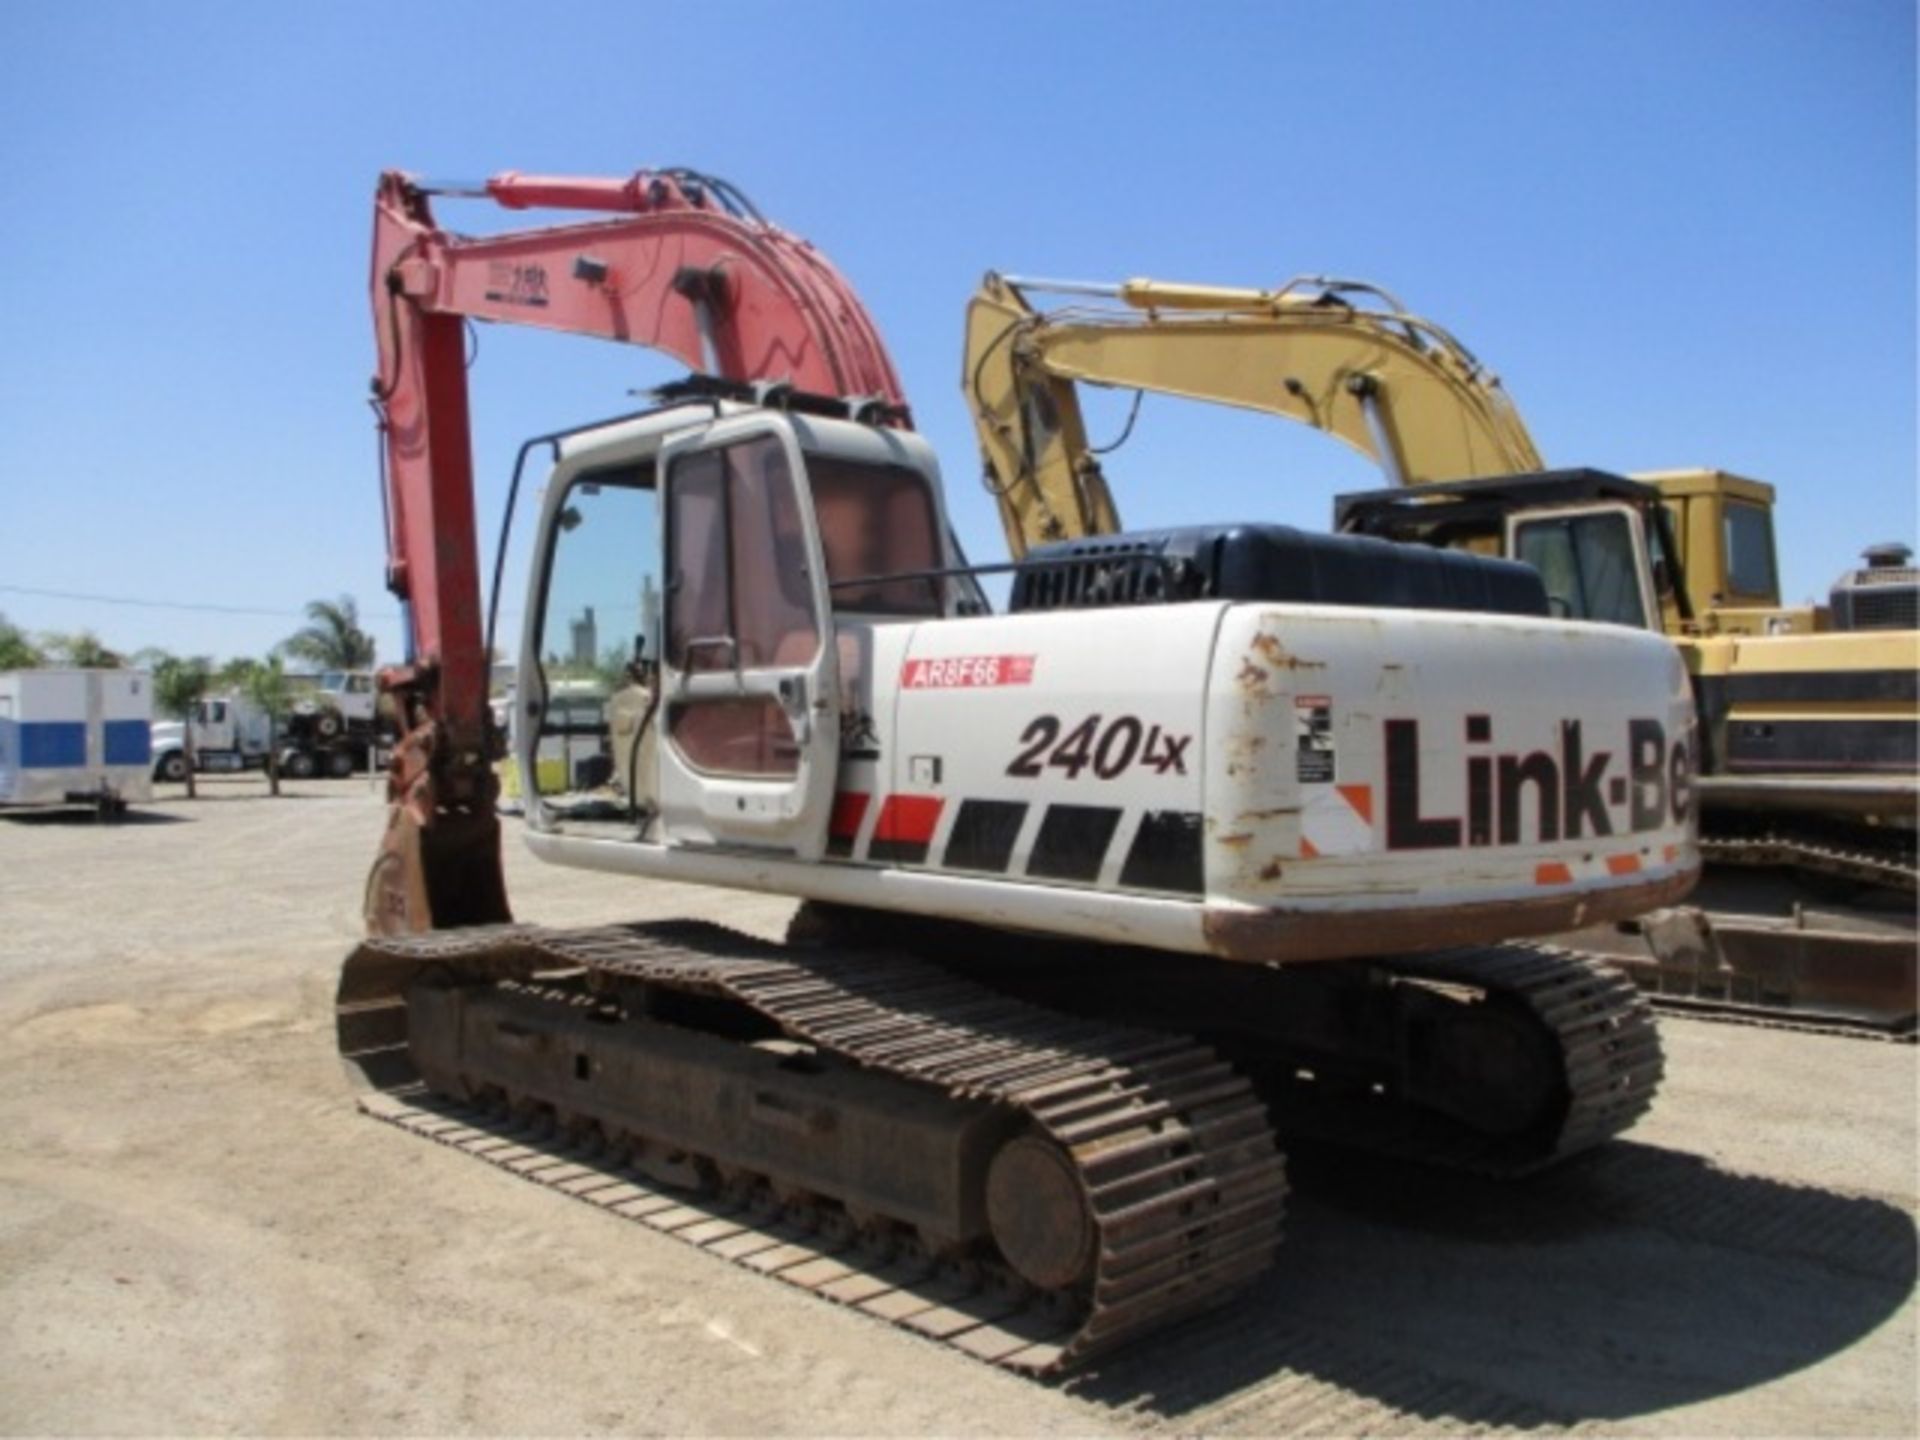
964 272 1916 1028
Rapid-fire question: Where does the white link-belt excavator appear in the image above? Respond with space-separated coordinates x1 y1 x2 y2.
338 170 1695 1372
964 272 1915 1033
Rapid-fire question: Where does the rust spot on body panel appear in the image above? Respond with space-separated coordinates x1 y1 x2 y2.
1249 630 1326 671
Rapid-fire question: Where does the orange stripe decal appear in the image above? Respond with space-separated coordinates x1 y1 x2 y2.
1606 853 1643 876
1336 783 1374 826
873 794 944 845
1534 862 1573 886
1299 835 1321 859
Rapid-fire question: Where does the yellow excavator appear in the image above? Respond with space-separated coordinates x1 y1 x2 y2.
965 271 1917 1029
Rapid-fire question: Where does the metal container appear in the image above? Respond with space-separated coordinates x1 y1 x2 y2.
0 669 155 810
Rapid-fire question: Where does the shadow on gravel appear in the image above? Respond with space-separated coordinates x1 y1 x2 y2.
1068 1138 1917 1431
0 808 189 827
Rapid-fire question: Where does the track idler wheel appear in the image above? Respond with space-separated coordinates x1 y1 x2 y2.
985 1133 1096 1293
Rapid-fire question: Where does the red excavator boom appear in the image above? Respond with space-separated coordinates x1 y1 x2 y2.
364 168 909 934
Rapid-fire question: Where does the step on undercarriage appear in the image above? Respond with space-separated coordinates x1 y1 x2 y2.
336 919 1660 1371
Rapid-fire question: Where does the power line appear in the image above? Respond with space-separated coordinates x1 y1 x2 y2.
0 583 399 621
0 582 523 625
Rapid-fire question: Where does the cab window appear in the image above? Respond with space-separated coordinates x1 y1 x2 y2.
664 435 819 777
666 436 820 672
809 457 945 615
1724 501 1778 599
1514 510 1648 628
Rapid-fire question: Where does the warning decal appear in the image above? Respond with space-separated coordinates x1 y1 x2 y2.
1295 695 1334 783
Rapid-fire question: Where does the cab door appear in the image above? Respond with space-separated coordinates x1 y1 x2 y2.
655 416 841 857
198 699 234 752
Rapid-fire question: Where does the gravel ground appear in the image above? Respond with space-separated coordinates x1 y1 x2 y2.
1 776 1913 1436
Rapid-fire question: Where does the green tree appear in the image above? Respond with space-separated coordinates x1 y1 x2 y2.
0 613 45 670
237 655 292 797
38 630 122 667
151 654 212 799
282 596 376 670
216 655 259 688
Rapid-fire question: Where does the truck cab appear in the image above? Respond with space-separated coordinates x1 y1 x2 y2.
301 671 379 728
151 693 274 779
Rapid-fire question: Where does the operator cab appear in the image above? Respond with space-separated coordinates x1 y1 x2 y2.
517 397 969 850
1334 469 1684 632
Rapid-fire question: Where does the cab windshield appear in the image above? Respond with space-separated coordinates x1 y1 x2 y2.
1513 509 1648 628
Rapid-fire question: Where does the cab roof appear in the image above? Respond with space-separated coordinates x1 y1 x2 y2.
1629 468 1776 504
1333 468 1660 535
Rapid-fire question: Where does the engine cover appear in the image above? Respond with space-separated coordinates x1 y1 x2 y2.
1830 543 1918 632
1009 523 1548 618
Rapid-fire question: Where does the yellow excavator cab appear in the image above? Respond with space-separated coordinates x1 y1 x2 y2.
1632 469 1825 635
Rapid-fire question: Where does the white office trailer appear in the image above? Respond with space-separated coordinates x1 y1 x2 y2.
0 669 155 812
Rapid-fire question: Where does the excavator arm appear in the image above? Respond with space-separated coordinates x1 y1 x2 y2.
964 272 1543 556
365 169 908 935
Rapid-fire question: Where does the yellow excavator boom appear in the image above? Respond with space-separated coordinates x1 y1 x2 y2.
965 271 1544 556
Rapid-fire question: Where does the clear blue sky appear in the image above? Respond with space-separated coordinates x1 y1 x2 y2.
1 0 1912 664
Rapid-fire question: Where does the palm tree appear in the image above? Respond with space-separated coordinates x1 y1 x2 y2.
151 654 212 799
282 596 376 670
216 655 259 689
234 656 291 796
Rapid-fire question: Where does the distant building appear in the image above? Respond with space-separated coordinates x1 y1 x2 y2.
569 607 597 667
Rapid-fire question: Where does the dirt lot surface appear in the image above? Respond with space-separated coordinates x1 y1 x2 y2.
2 776 1914 1436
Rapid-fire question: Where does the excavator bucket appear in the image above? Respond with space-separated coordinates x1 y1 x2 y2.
363 714 511 938
364 798 511 935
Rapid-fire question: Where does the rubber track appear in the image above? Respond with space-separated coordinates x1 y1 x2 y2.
1369 944 1665 1176
338 920 1287 1374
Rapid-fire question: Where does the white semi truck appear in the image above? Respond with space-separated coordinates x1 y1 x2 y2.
151 671 391 781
